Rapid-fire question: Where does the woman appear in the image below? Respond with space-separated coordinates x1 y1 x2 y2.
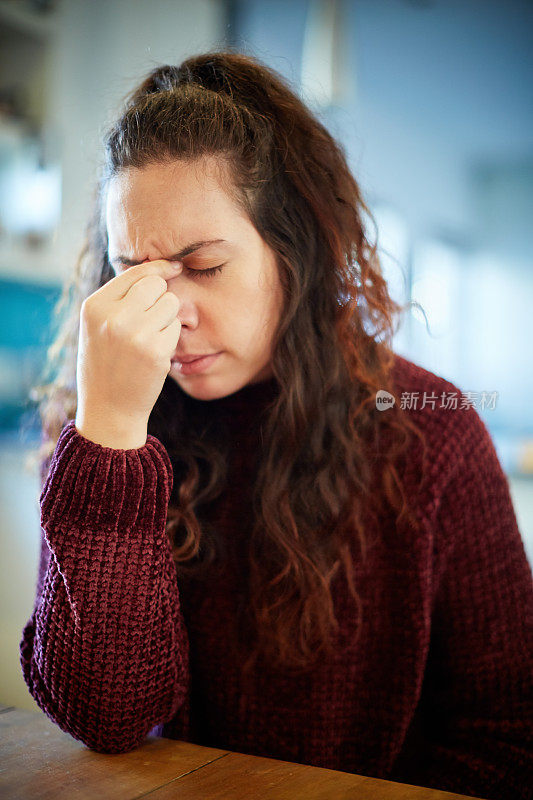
20 52 532 799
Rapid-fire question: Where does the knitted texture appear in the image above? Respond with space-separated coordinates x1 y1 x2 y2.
20 354 533 799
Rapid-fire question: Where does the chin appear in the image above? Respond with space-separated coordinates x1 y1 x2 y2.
168 374 235 402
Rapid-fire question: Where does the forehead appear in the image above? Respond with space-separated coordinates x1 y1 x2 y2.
105 158 244 244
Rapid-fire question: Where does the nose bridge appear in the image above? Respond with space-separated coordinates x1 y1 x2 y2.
170 276 199 326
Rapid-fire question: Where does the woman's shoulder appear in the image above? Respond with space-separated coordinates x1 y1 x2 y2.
389 352 500 493
390 351 463 404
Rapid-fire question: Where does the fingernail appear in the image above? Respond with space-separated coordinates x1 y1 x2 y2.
170 261 182 271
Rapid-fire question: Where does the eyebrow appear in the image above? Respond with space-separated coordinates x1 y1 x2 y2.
109 239 228 266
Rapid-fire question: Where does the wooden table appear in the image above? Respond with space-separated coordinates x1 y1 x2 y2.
0 705 486 799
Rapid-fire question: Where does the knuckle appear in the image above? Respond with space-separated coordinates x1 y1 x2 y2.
130 329 148 352
106 314 128 339
130 332 159 363
80 297 94 319
149 344 165 366
155 351 170 369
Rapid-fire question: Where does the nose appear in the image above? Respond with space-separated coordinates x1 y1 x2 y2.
165 278 200 329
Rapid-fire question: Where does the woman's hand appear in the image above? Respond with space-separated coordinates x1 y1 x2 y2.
75 259 183 449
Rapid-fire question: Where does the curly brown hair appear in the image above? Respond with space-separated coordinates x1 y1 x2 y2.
27 51 428 678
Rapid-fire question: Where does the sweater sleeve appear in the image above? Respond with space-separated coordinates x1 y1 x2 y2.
391 407 533 800
19 420 190 754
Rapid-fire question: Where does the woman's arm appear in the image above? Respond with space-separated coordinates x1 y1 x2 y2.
391 406 533 800
19 421 190 754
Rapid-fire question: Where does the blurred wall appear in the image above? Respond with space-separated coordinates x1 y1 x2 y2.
49 0 226 280
230 0 533 470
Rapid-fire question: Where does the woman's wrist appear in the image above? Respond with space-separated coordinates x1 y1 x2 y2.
75 411 148 450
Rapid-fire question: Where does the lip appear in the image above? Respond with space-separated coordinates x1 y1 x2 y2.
171 352 221 375
173 352 218 363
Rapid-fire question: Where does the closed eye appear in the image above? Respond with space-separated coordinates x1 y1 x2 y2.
185 263 225 278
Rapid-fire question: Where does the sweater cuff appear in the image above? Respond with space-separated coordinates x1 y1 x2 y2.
40 420 173 534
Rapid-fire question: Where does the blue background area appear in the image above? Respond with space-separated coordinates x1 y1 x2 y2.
0 278 61 434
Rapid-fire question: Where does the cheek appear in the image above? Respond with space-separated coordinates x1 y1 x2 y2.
242 279 281 345
209 254 281 341
218 269 257 311
209 281 262 347
257 265 283 324
240 274 276 323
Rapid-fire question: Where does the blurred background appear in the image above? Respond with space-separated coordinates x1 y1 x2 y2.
1 0 532 709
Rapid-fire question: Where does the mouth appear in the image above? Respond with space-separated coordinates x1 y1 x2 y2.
170 352 222 375
172 354 213 364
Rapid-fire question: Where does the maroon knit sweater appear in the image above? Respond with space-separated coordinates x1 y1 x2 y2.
20 354 533 799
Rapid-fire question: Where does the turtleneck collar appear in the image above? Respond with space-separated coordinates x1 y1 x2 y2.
179 375 280 424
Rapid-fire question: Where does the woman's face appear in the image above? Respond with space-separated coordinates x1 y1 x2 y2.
105 157 283 400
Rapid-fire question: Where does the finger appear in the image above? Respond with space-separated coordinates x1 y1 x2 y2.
159 318 181 352
123 274 178 313
143 291 181 332
108 259 183 301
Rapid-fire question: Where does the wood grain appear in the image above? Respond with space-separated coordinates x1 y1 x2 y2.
1 708 488 800
0 708 228 800
141 750 488 800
